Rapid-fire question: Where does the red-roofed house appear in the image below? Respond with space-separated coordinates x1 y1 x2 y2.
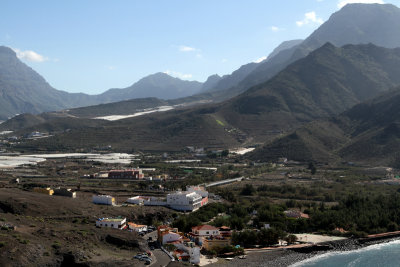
157 225 183 244
190 225 220 245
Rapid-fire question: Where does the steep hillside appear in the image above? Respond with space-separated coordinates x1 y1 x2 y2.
205 63 259 93
237 3 400 98
267 39 303 59
247 119 349 163
249 88 400 166
201 74 222 91
204 40 302 95
338 90 400 165
218 43 400 140
0 47 96 120
304 3 400 49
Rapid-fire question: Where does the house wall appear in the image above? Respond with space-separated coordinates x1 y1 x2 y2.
162 232 182 244
127 196 144 205
54 188 76 198
96 218 126 229
129 224 147 232
197 229 220 236
93 195 115 205
174 243 200 264
167 192 202 211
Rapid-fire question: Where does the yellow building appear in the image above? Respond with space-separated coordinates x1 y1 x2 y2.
202 237 231 250
33 187 54 195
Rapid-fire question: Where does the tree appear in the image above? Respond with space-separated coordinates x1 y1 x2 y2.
241 184 255 196
308 162 317 175
285 234 298 245
221 150 229 157
258 228 281 246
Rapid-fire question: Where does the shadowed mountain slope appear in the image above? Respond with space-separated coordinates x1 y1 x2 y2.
249 88 400 166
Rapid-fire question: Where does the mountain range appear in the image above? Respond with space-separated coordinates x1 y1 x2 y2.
0 47 218 120
8 42 400 157
3 3 400 166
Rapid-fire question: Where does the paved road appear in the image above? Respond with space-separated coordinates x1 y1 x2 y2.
145 230 172 267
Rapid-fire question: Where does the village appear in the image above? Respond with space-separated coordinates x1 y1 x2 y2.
1 148 400 266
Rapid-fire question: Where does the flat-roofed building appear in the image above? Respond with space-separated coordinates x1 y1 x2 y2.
167 191 202 211
96 217 126 229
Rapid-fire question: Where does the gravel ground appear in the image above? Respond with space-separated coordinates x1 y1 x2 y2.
207 250 311 267
207 237 400 267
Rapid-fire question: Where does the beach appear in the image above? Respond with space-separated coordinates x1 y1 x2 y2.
206 235 400 267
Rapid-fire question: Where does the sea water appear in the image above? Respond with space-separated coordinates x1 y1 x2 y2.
292 239 400 267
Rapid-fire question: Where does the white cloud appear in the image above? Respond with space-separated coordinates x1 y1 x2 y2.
296 11 324 27
338 0 384 8
105 65 116 70
270 26 281 32
254 56 267 63
12 48 48 62
179 45 196 52
221 58 228 63
163 70 193 80
196 53 203 58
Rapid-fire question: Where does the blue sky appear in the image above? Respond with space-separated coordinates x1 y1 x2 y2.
1 0 399 94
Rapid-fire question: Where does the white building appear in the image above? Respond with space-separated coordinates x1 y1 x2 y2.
128 222 147 232
174 242 201 264
162 232 182 244
93 195 115 205
127 196 145 205
145 196 167 206
96 217 126 229
186 186 209 198
191 225 220 237
127 196 167 206
167 191 202 211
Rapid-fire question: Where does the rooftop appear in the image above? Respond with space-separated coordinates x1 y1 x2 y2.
128 222 146 227
98 217 126 222
192 225 219 231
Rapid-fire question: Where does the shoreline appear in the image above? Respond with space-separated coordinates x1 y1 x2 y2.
207 234 400 267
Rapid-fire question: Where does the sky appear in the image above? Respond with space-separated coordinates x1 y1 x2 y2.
1 0 400 95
